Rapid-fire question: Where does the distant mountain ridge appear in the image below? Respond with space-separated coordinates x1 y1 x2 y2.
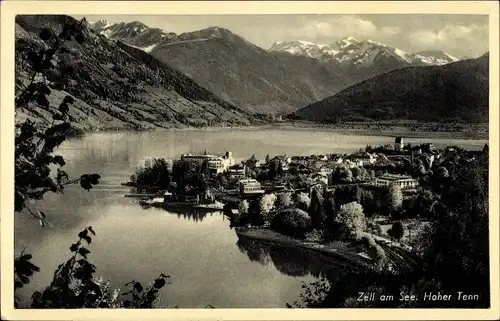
87 21 353 114
268 37 460 66
290 53 489 123
87 19 471 115
87 19 177 52
15 15 255 132
269 37 462 85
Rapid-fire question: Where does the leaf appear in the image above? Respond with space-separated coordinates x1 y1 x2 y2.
89 173 101 185
153 278 166 289
88 226 96 235
82 235 92 245
69 242 80 252
52 155 66 166
29 263 40 272
133 282 143 293
20 276 30 284
78 247 91 259
80 176 92 191
15 280 24 289
20 254 32 261
78 229 88 239
39 28 54 41
39 219 45 227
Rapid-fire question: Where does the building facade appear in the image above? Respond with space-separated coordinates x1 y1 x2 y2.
181 151 235 174
374 174 418 190
237 178 265 195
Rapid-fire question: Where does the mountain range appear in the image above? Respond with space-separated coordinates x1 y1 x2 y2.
290 53 489 123
15 15 254 132
14 15 488 132
87 20 471 116
269 38 459 66
88 20 352 114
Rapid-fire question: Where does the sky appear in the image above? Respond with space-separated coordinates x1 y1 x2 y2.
74 14 489 58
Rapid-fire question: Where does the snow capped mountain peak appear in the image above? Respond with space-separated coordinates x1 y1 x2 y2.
88 20 176 53
342 36 358 42
269 40 328 58
268 36 460 67
88 19 112 30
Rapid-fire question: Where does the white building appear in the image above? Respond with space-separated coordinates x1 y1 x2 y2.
181 151 235 174
374 174 418 190
237 178 265 195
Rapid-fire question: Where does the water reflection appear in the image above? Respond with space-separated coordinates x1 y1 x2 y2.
148 206 222 223
236 235 358 280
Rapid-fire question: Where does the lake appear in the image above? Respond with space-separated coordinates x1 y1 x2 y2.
14 127 488 308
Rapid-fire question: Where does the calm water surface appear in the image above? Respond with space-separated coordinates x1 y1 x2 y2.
14 128 487 307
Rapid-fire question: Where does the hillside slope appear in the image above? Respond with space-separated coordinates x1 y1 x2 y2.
148 27 350 115
15 15 254 132
290 54 489 123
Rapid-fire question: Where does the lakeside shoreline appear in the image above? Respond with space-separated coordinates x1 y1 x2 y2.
235 227 373 269
68 121 489 141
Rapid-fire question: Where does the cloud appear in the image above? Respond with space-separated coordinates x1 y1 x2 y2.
301 16 378 39
380 26 401 37
409 23 487 46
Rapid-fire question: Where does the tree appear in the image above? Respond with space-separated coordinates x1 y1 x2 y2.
260 193 277 223
270 208 311 239
415 189 438 219
387 184 403 212
435 166 449 178
268 158 283 179
277 192 293 209
309 189 326 229
387 222 404 242
265 154 270 163
295 192 311 212
135 157 170 189
323 191 337 228
238 200 249 216
336 202 366 239
351 167 361 180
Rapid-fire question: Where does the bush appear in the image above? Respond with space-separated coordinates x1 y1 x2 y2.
277 192 293 209
387 221 404 241
294 192 311 211
260 193 277 223
357 232 387 269
336 202 366 239
270 208 311 239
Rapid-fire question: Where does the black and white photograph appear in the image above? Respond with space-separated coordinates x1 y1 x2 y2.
1 1 499 319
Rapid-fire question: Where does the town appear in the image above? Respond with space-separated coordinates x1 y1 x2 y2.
129 137 488 271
